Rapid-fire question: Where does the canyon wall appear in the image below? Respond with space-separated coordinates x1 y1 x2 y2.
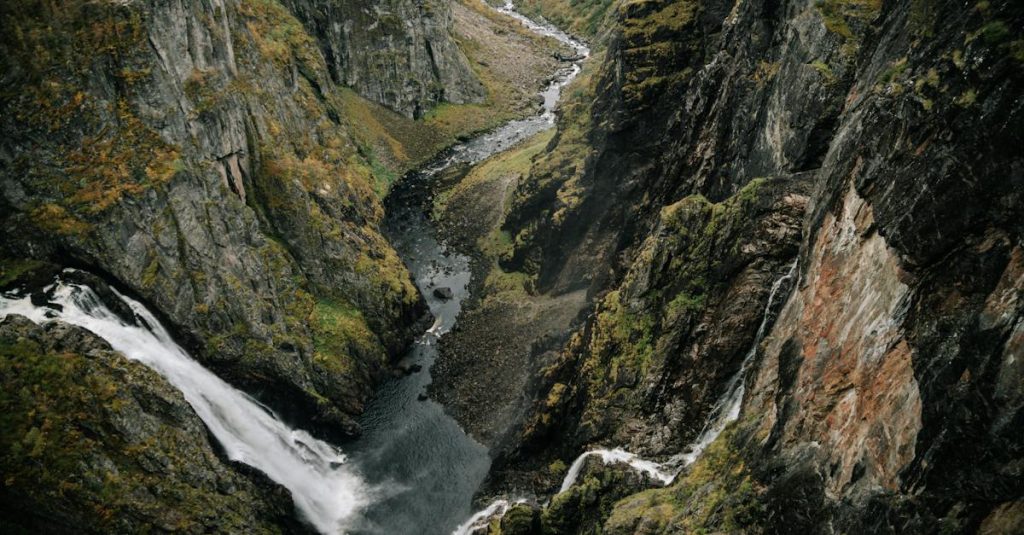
280 0 484 117
499 0 1023 532
0 0 483 439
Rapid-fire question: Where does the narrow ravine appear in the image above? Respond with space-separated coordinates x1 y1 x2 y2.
345 4 589 534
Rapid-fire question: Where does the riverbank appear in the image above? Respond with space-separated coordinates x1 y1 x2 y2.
342 0 576 191
428 130 589 454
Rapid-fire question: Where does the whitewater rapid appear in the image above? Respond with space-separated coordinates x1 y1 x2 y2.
0 275 368 534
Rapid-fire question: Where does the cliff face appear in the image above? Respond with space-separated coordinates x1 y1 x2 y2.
280 0 485 117
501 0 1023 531
0 0 483 438
0 315 305 533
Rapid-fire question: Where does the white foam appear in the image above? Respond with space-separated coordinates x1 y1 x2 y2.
1 276 368 534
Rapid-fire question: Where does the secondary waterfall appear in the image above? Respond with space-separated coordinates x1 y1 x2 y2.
451 498 527 535
0 274 368 534
558 449 675 494
558 260 800 492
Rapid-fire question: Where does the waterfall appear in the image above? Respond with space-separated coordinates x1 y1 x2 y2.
558 448 675 494
558 259 800 491
0 273 368 534
451 498 526 535
665 258 799 472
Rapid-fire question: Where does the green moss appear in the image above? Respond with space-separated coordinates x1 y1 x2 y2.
236 0 323 70
753 61 781 86
0 258 45 288
311 299 383 375
877 57 909 85
2 1 181 230
603 427 765 534
566 178 769 437
975 20 1011 45
618 0 700 104
0 329 280 532
516 0 619 38
436 129 554 219
549 459 569 477
809 60 836 83
956 88 978 107
666 291 706 319
498 503 539 535
814 0 881 57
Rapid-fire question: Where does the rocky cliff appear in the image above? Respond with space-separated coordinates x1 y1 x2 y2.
489 0 1023 532
0 0 487 439
280 0 485 117
0 315 306 533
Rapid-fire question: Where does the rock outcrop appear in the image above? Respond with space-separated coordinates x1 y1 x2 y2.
495 0 1023 532
280 0 484 117
0 315 306 533
0 0 486 439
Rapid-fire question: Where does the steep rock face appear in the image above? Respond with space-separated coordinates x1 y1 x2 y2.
518 176 810 459
0 0 468 438
0 316 305 533
500 0 1023 531
280 0 484 117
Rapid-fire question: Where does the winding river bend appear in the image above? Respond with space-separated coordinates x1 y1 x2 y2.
344 3 589 534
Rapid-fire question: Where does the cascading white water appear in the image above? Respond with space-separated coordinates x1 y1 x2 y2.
0 275 368 534
557 260 800 491
451 498 527 535
558 448 675 494
664 258 800 472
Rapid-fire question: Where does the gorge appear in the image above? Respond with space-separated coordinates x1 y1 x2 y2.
1 0 1022 534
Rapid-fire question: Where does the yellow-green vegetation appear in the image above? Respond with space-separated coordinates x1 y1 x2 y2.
956 88 978 107
753 60 782 86
311 299 384 375
508 56 601 260
561 178 768 436
434 129 556 302
489 503 539 534
584 289 657 395
237 0 324 71
809 60 837 83
541 459 653 534
961 4 1022 65
603 427 765 534
619 0 699 104
0 330 275 532
814 0 882 57
328 0 570 187
353 241 421 307
439 1 558 138
0 258 44 288
2 1 183 234
436 129 555 219
516 0 622 38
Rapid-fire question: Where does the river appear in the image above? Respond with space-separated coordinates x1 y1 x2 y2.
338 3 589 534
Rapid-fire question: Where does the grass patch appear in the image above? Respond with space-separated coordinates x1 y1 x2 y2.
814 0 882 57
311 299 382 375
0 259 45 288
604 426 765 533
